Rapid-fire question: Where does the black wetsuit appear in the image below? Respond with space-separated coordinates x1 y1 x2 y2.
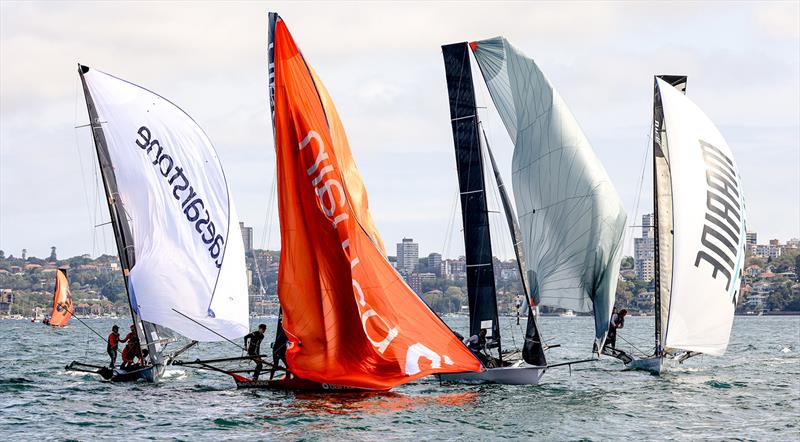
244 330 265 380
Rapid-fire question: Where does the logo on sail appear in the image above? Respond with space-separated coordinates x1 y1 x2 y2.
135 126 226 268
694 139 744 298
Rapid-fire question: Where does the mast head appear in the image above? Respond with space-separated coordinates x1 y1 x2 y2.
78 64 90 74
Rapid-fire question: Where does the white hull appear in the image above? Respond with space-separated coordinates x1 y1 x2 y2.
627 356 677 375
438 365 546 385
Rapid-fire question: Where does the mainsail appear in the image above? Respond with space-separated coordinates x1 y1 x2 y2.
654 77 745 356
470 37 627 349
442 42 546 366
79 66 249 347
48 268 73 327
268 13 481 390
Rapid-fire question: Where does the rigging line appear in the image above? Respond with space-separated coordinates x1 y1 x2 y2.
73 76 97 257
171 308 246 352
59 305 108 344
617 334 651 358
625 125 654 253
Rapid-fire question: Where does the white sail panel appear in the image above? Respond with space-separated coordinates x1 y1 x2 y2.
657 79 745 356
471 38 627 347
83 69 249 341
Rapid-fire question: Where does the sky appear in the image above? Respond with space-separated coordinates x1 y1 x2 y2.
1 1 798 261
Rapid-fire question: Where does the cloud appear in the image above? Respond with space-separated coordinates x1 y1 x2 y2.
1 1 798 260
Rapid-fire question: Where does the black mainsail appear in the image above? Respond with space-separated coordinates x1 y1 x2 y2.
442 42 502 350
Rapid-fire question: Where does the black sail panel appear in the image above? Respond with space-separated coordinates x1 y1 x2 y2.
442 43 501 345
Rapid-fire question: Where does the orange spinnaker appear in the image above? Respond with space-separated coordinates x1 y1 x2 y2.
271 17 481 390
49 268 73 327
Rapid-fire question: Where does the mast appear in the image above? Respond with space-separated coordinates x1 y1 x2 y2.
651 74 687 357
481 129 546 366
78 65 162 366
442 42 502 356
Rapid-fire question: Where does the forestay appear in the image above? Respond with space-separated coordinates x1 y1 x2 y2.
471 37 627 348
657 79 745 356
81 69 249 341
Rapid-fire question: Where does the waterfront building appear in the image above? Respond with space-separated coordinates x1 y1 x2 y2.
396 238 419 275
427 253 442 277
746 231 757 247
239 222 253 255
634 213 655 281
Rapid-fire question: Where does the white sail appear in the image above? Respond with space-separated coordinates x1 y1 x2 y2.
657 79 745 356
82 68 249 341
471 37 627 347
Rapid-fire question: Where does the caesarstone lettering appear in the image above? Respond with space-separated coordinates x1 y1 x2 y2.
136 126 225 268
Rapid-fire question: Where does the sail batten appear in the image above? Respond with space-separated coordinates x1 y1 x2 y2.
471 37 627 348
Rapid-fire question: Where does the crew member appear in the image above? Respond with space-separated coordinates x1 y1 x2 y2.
466 328 490 366
606 309 627 349
107 325 120 368
120 324 142 368
244 324 267 380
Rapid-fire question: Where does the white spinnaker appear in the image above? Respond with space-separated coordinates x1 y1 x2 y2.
657 79 745 356
84 69 249 341
471 37 627 347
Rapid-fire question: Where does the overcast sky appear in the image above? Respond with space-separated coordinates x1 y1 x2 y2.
1 1 798 260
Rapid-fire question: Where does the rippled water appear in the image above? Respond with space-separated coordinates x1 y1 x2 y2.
1 316 798 440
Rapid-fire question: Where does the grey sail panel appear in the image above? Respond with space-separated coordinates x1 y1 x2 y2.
78 65 164 366
471 37 627 348
482 129 546 366
652 75 686 354
442 42 502 344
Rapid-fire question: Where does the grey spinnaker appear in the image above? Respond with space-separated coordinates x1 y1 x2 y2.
471 37 627 349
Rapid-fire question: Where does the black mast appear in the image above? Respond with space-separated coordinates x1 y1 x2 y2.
78 64 162 366
442 43 502 354
651 74 687 357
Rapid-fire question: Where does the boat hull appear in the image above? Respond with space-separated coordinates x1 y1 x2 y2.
627 356 677 375
66 361 164 383
233 373 368 392
438 365 546 385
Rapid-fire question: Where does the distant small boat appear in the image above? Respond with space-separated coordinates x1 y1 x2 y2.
559 310 576 318
47 268 73 327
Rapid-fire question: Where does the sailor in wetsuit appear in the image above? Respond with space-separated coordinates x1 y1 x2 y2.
466 328 491 366
120 324 142 368
107 325 120 368
605 309 627 349
244 324 267 380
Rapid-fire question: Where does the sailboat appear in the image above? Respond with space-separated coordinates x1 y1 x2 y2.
230 13 481 391
439 38 627 385
46 268 73 327
615 76 746 374
66 65 250 383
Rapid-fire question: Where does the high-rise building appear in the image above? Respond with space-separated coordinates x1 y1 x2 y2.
427 253 442 277
746 231 757 247
396 238 419 274
239 222 253 255
634 213 655 281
